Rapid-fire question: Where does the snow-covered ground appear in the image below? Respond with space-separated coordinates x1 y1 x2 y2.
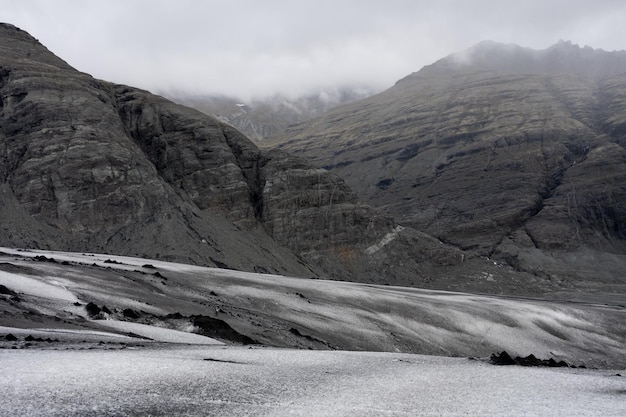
1 346 624 416
1 247 625 367
94 320 223 345
1 247 625 415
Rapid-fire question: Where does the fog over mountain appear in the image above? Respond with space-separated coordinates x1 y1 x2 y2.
2 22 625 300
268 40 626 299
166 86 379 142
3 1 626 99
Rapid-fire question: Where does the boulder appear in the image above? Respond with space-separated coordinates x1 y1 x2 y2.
4 334 18 342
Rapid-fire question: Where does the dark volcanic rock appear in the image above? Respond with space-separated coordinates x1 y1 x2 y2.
268 41 626 297
191 315 257 345
490 351 571 367
85 302 102 318
489 351 516 365
122 308 140 319
0 284 16 296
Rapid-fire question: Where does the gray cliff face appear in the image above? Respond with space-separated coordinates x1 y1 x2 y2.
0 24 290 273
259 151 395 281
114 87 258 226
268 41 626 291
3 23 459 286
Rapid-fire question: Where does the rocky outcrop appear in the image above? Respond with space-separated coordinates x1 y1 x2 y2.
268 41 626 293
489 351 572 368
259 150 395 280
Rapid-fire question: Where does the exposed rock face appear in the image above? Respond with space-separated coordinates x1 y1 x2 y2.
1 23 473 287
113 86 259 226
259 150 396 280
268 41 626 291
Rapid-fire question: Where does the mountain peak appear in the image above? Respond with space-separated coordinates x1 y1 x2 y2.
0 22 30 36
0 22 74 70
271 38 626 298
397 40 626 86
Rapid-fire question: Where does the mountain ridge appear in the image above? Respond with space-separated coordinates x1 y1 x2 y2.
1 23 530 295
0 22 384 279
398 39 626 85
166 86 378 142
267 40 626 294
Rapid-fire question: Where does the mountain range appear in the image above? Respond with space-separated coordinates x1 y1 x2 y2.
1 23 625 303
0 23 510 296
0 23 392 281
166 87 377 142
267 40 626 300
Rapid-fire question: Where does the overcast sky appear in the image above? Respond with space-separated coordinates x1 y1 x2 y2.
3 0 626 100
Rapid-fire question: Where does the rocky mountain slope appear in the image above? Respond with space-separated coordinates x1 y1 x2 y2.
0 23 396 281
2 24 623 299
166 87 376 142
1 23 516 292
267 41 626 290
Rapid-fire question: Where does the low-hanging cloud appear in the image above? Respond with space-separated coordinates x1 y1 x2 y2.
2 0 625 99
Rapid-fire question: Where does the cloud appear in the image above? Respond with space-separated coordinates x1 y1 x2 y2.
2 0 626 99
